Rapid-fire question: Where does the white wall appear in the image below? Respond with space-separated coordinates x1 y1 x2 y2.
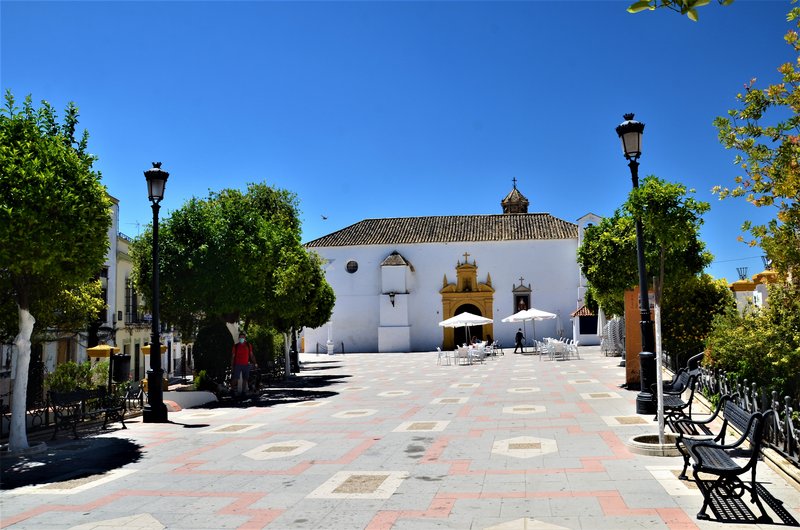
304 238 580 353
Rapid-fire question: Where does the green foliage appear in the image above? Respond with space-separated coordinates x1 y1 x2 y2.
130 182 334 336
627 0 733 21
45 361 91 392
248 324 285 377
661 274 734 369
193 370 219 392
0 90 110 338
90 360 110 388
705 281 800 401
44 360 109 392
579 177 726 364
577 213 635 315
712 3 800 280
578 176 711 313
193 321 234 381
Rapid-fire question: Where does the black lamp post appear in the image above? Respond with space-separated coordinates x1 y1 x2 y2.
143 162 169 423
615 114 656 414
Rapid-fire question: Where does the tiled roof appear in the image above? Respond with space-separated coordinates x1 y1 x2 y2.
501 187 528 204
571 305 594 317
381 251 412 267
305 213 578 247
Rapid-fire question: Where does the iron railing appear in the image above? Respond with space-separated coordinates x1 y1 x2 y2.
696 366 799 466
0 378 144 441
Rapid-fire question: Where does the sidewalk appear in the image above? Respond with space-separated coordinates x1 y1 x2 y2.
2 346 798 529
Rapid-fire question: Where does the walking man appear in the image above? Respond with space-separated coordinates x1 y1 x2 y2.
514 328 525 353
231 331 258 396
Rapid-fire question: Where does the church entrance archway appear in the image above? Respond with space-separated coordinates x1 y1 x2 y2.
440 254 495 350
453 304 483 347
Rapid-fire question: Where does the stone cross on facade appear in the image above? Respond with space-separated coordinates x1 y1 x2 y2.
462 252 471 264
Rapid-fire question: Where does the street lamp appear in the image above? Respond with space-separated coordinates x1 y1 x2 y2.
143 162 169 423
615 114 656 414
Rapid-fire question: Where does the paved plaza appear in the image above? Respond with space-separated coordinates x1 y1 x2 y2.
2 346 799 529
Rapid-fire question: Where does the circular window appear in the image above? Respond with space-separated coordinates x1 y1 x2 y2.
345 260 359 274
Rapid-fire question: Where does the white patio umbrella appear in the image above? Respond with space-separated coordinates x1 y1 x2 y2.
596 306 607 337
439 312 493 343
501 308 556 343
555 311 565 338
501 310 533 351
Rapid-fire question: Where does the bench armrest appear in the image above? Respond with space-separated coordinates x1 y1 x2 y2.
674 393 736 433
694 411 761 452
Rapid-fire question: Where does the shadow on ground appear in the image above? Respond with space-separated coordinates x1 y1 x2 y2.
0 437 142 490
201 372 352 409
684 481 800 526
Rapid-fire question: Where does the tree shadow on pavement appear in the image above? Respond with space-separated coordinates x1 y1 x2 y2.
201 373 352 409
276 374 351 388
0 437 142 490
203 389 340 408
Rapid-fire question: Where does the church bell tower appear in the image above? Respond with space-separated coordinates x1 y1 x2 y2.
501 178 529 214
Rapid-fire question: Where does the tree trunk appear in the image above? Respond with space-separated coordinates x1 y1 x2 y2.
284 331 291 379
654 246 667 445
225 321 239 342
9 307 35 452
654 284 665 445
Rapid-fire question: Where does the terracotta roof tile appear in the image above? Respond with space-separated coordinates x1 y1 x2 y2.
305 213 578 247
571 305 594 317
381 251 412 267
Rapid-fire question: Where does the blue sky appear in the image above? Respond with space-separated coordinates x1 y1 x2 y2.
1 0 793 282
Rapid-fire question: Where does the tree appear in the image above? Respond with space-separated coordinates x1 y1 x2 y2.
705 281 800 401
578 176 716 365
0 91 111 451
580 176 714 441
579 213 637 316
713 4 800 282
661 274 734 368
578 176 711 312
627 0 734 22
130 182 334 366
0 279 105 345
626 176 712 303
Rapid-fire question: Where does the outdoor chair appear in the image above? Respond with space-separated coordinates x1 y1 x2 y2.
455 346 471 365
567 340 581 360
436 347 451 366
468 347 485 364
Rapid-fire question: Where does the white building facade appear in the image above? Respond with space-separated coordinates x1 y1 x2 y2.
303 186 596 353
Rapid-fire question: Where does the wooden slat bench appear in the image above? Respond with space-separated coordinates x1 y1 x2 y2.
678 403 774 522
49 388 126 439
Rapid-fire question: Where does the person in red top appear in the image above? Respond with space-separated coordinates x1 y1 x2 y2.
231 331 258 396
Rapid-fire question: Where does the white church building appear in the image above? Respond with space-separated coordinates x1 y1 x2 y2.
302 184 601 353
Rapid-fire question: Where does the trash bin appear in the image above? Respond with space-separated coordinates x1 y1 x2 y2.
111 354 131 383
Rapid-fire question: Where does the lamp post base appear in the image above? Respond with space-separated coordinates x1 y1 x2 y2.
142 402 169 423
635 391 655 415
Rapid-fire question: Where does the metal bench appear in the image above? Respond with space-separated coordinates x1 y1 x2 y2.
673 394 739 475
49 388 126 439
651 372 698 424
124 381 144 411
680 404 774 522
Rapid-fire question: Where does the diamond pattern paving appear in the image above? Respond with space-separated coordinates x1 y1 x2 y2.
4 345 798 530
